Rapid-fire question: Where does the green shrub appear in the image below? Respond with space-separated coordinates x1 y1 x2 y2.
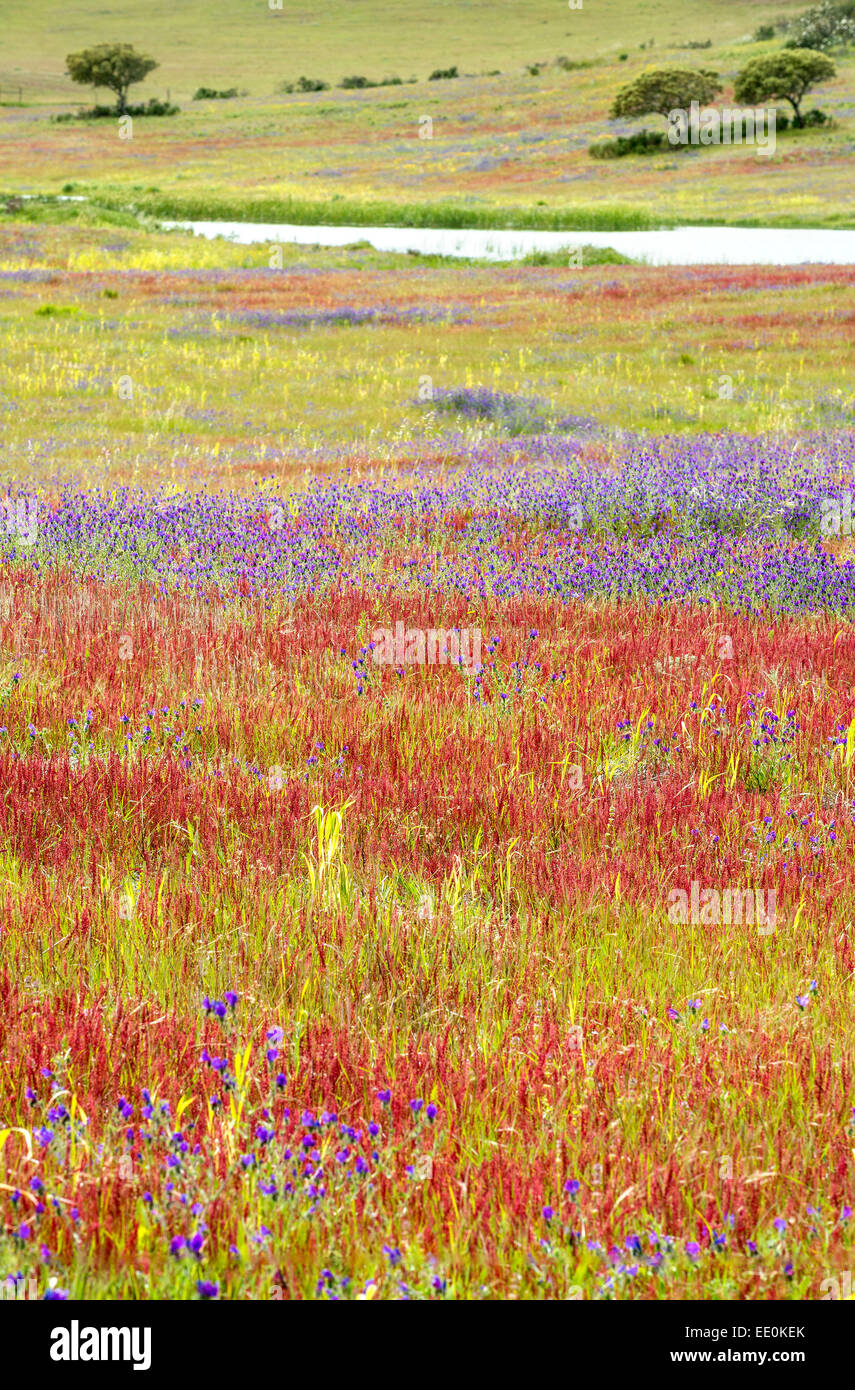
279 76 330 93
520 244 634 266
35 304 80 317
785 1 855 51
134 98 179 115
744 109 831 135
428 66 459 81
753 24 776 41
589 129 668 158
53 98 179 121
193 87 243 99
335 74 401 89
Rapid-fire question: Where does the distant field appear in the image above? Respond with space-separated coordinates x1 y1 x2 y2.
2 0 853 226
0 1 811 102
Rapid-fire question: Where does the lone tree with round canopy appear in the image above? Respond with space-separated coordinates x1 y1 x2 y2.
734 49 836 127
66 43 158 115
610 67 721 122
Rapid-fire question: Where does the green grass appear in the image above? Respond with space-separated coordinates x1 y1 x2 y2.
80 189 663 231
9 190 855 235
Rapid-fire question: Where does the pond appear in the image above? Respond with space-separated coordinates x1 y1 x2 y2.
161 220 855 266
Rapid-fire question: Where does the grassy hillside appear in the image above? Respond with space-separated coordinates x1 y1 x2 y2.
1 1 853 226
1 1 811 102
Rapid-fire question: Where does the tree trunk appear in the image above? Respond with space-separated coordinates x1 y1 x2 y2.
788 96 803 128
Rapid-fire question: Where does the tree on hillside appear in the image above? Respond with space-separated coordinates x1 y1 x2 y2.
734 49 836 126
66 43 158 114
610 67 721 121
785 1 855 52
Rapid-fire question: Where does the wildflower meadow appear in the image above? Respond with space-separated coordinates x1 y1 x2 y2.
1 1 854 1358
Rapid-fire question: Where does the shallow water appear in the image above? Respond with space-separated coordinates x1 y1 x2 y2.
161 220 855 266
